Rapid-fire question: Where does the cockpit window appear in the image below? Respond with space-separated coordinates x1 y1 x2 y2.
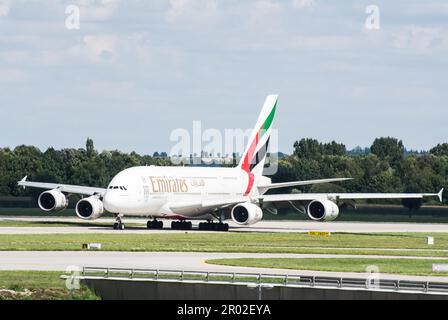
109 186 128 190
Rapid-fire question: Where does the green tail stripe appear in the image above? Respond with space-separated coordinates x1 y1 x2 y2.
260 99 278 138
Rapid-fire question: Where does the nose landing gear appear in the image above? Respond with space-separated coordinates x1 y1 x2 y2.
113 215 125 230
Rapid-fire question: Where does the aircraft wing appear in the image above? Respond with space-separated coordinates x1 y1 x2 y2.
259 189 444 203
18 176 107 196
257 178 352 193
202 197 248 208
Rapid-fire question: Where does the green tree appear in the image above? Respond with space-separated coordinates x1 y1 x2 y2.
430 143 448 157
371 137 405 163
86 138 96 158
323 141 346 156
294 138 322 159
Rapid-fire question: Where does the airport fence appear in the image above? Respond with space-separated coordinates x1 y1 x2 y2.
77 267 448 295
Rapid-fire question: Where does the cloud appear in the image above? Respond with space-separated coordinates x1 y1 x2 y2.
87 80 136 99
246 0 283 29
0 0 11 17
77 0 122 21
166 0 218 24
392 26 448 52
288 35 356 50
403 3 448 16
292 0 315 10
67 35 118 63
0 68 31 83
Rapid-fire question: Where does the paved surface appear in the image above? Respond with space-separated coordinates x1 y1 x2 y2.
1 217 448 234
2 218 447 283
1 251 448 282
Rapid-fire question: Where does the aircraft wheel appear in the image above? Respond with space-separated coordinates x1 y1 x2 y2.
114 222 125 230
172 221 192 230
148 221 164 230
199 223 209 231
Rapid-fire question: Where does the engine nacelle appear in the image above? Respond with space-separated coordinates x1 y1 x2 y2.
231 203 263 226
38 189 68 212
76 196 104 220
307 200 339 222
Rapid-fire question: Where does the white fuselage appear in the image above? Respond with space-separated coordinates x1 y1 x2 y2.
103 166 268 218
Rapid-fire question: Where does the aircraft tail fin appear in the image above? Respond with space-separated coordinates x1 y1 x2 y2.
238 95 278 195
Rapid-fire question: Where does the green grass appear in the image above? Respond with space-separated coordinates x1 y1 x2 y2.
0 232 447 257
0 271 99 300
0 220 139 228
0 208 77 217
0 208 114 218
206 258 448 277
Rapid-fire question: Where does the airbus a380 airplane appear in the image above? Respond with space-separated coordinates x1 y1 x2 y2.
19 95 443 231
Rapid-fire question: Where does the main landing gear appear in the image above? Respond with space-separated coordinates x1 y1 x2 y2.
198 222 229 232
147 220 164 230
171 221 193 231
113 216 125 230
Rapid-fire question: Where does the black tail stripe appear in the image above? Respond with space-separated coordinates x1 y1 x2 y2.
249 138 270 172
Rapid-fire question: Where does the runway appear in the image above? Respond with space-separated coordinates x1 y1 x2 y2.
1 251 448 283
1 217 448 234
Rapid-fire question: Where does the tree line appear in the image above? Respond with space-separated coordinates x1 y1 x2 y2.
0 139 170 198
0 137 447 206
276 138 448 207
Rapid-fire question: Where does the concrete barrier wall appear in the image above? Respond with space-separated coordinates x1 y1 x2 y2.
84 279 448 300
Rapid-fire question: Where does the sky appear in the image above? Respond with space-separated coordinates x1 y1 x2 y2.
0 0 447 155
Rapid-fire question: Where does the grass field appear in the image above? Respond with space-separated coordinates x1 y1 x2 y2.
0 232 447 257
0 220 106 228
0 208 77 217
0 220 141 228
0 271 99 300
206 258 448 277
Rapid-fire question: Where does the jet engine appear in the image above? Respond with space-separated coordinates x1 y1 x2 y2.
231 203 263 225
38 189 69 212
76 196 104 220
307 199 339 222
